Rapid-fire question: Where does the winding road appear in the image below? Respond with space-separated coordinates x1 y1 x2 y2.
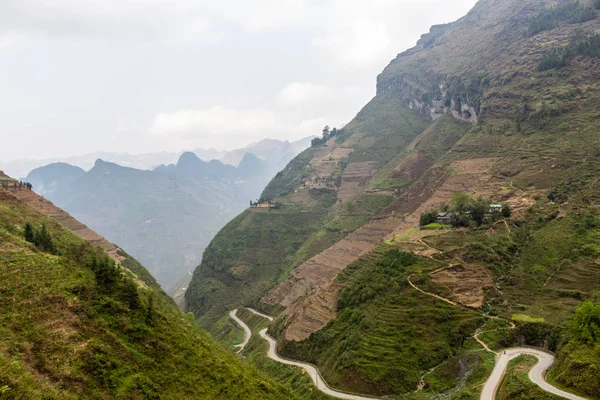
228 309 251 353
407 272 587 400
480 348 587 400
230 308 379 400
231 297 587 399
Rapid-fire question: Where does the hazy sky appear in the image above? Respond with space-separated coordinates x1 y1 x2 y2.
0 0 478 161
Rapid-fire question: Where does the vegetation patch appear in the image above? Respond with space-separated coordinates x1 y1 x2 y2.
528 1 597 37
278 246 483 396
0 196 294 399
512 314 546 323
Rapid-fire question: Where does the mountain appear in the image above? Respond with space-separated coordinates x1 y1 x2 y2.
219 137 316 167
237 153 269 179
1 151 181 179
2 137 315 179
24 142 307 295
174 152 238 179
25 162 85 197
26 158 253 292
0 181 294 399
185 0 600 398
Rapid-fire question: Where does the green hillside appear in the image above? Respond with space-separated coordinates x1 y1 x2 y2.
0 190 296 399
185 0 600 397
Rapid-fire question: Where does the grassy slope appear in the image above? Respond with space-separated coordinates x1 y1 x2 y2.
497 355 561 400
186 188 338 327
0 195 295 400
186 97 431 329
277 246 482 396
235 308 332 400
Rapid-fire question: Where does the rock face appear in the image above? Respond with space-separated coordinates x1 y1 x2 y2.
379 78 479 124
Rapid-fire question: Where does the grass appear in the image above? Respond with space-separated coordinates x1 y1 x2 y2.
277 245 483 396
421 222 451 230
497 355 562 399
234 309 331 400
186 188 338 328
0 196 297 399
512 314 546 323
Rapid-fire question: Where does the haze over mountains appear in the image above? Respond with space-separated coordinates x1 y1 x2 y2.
1 137 314 180
24 137 314 293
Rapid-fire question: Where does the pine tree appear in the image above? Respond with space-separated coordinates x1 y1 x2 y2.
24 223 35 243
35 224 56 254
121 278 142 310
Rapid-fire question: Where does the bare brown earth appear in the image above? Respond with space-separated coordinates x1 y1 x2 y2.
334 161 377 208
7 187 124 262
263 157 523 341
299 147 352 191
430 264 495 308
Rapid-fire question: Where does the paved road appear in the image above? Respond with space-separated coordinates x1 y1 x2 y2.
480 348 588 400
228 309 251 354
247 307 274 321
259 328 379 400
229 308 378 400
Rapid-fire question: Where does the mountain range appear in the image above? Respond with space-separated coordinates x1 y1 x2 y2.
24 137 313 294
1 137 314 180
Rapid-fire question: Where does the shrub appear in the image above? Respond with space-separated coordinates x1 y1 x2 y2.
570 300 600 343
538 47 573 71
420 210 438 226
451 213 471 228
24 222 35 243
528 2 597 37
24 223 57 254
502 203 512 218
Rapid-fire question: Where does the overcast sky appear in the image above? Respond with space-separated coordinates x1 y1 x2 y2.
0 0 478 161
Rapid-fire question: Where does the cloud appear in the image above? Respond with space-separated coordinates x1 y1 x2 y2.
0 0 481 160
0 32 16 50
276 82 333 106
150 106 278 137
148 103 340 150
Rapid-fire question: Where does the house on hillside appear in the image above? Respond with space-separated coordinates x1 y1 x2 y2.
436 212 453 224
250 202 277 209
489 204 502 213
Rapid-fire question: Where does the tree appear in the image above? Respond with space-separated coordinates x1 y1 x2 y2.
24 223 35 243
121 278 142 310
420 210 438 226
451 192 472 214
470 199 488 225
34 224 56 254
450 213 471 228
570 300 600 343
322 125 330 140
502 203 512 218
311 137 325 147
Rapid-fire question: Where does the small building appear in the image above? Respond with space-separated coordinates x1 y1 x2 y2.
489 204 502 213
436 212 453 224
250 202 277 209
